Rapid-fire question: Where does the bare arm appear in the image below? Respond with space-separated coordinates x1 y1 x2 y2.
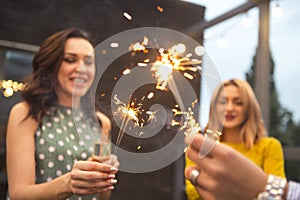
6 102 71 199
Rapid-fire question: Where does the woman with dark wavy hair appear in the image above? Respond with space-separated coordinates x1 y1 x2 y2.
6 28 119 200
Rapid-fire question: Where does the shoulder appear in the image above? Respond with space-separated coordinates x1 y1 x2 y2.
7 102 38 137
259 137 281 144
96 111 111 126
257 137 283 150
8 101 37 127
9 101 30 119
95 111 111 134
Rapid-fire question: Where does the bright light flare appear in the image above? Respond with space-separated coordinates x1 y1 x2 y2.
1 79 25 97
150 45 201 90
113 95 141 126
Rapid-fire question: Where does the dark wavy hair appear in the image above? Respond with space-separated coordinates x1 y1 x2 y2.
22 27 95 122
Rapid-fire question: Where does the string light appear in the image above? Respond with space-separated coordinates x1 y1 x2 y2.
206 0 283 49
217 35 228 48
272 2 283 18
242 12 253 28
0 79 25 97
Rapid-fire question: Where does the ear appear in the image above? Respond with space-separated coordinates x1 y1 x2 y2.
95 111 111 136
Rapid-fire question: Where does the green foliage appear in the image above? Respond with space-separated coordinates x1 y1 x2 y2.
245 50 300 147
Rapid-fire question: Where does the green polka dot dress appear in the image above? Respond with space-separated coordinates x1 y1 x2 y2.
35 105 102 200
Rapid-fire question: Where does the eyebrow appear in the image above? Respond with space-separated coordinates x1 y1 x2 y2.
64 52 94 57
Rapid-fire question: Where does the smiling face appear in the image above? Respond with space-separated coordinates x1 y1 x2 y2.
56 37 95 107
216 84 247 130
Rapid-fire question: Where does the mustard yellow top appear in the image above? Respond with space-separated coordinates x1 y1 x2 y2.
185 137 286 200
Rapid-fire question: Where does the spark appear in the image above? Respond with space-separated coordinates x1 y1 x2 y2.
157 6 164 12
110 42 119 48
112 95 157 154
122 68 131 75
129 36 149 53
113 94 141 126
172 99 201 137
147 92 154 99
123 12 132 20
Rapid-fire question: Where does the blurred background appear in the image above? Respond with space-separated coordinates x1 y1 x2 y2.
1 0 299 199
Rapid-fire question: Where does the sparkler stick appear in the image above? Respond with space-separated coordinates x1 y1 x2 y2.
167 75 186 113
114 115 131 154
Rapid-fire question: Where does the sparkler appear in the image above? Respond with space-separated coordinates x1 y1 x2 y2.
111 37 205 153
112 94 156 153
149 44 202 117
172 101 222 150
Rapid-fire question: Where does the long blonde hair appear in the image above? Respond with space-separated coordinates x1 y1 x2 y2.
206 79 266 149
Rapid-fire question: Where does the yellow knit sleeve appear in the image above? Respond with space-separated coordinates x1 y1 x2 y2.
261 137 286 178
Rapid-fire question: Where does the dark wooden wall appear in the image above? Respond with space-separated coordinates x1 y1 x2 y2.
0 1 205 199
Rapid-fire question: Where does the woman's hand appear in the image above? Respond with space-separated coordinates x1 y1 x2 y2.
185 134 268 200
69 160 117 196
91 154 120 172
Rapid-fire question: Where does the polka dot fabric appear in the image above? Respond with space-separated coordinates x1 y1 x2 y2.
35 106 102 200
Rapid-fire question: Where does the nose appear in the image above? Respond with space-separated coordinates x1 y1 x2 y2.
226 101 234 111
75 60 87 73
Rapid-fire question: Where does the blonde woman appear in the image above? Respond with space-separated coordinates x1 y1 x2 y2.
185 79 285 200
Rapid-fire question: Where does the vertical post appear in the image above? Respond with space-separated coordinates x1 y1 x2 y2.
255 0 270 131
0 47 6 79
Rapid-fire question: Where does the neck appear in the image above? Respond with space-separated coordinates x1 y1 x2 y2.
58 96 80 108
222 127 243 143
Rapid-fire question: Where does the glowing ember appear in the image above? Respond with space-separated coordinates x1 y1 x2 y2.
123 68 131 75
129 36 149 52
204 129 222 143
156 6 164 12
147 92 154 99
172 100 201 137
183 72 194 80
123 12 132 20
110 42 119 48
